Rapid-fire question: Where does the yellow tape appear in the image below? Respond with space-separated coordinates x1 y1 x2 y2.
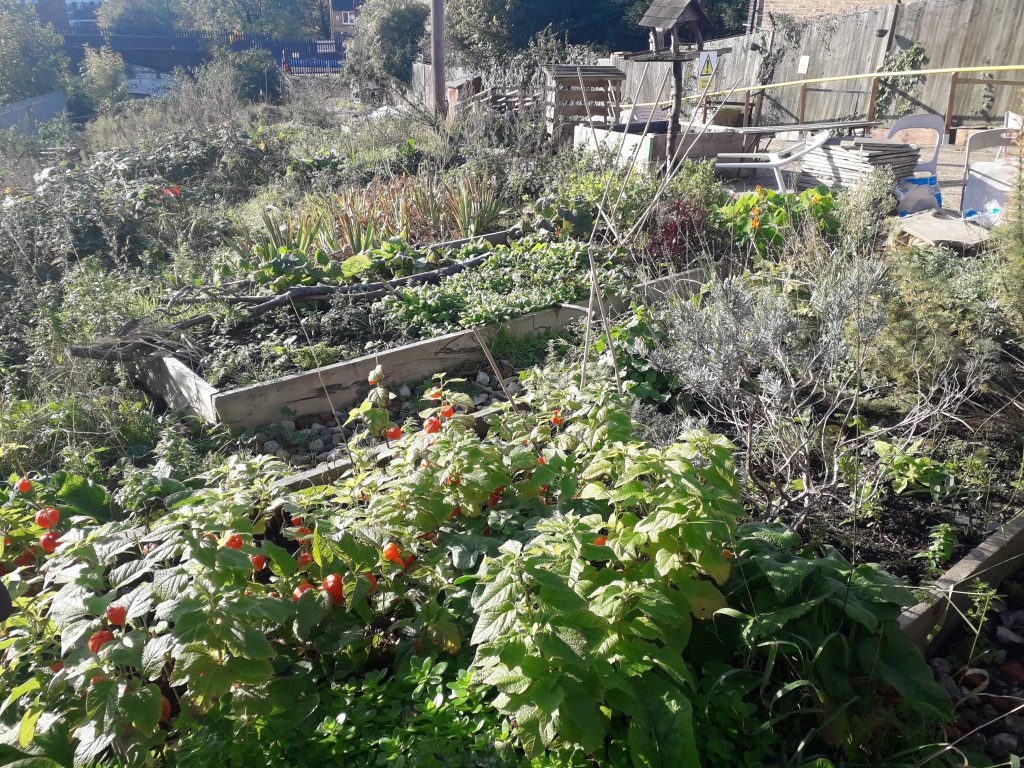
634 64 1024 107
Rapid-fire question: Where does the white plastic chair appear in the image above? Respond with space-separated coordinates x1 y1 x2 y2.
960 128 1019 214
715 130 832 192
997 112 1022 160
886 113 945 175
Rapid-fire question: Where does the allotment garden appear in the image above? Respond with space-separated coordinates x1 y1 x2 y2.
1 63 1024 768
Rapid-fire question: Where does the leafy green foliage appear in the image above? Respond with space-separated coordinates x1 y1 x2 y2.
0 0 67 106
721 525 951 761
874 440 956 501
0 369 951 766
345 0 430 90
376 240 625 336
74 46 130 118
715 186 839 257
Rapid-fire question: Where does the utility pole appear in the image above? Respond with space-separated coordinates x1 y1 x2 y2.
431 0 446 118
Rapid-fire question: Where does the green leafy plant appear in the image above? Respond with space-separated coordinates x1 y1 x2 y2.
715 186 839 257
874 439 955 501
914 523 957 574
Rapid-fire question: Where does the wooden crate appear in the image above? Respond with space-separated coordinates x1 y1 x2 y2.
543 65 626 141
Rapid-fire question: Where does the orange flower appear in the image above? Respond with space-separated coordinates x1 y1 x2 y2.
751 218 761 229
754 185 763 192
751 207 761 215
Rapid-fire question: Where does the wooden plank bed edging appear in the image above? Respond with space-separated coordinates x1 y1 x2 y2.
130 356 219 424
212 303 589 430
899 516 1024 651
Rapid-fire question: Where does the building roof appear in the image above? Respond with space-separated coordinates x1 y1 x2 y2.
639 0 711 30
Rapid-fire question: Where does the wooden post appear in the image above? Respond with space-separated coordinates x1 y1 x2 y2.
668 57 683 173
944 71 959 144
866 76 880 121
798 83 808 124
742 90 751 127
752 90 764 127
431 0 446 119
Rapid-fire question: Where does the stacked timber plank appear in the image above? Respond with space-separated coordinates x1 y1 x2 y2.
798 138 920 189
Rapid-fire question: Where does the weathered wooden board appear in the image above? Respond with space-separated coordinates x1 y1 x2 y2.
900 516 1024 651
212 304 589 430
895 210 990 249
131 356 219 424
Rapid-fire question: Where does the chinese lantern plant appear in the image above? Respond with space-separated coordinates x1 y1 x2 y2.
0 367 949 765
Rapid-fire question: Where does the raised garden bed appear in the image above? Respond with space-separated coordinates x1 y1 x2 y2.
131 266 712 431
902 516 1024 651
133 303 588 430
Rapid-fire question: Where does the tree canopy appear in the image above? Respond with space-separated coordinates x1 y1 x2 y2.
97 0 184 30
447 0 750 65
0 0 67 105
345 0 430 89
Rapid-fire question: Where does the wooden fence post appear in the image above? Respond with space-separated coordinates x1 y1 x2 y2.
866 76 881 121
431 0 446 119
798 83 808 124
944 71 959 144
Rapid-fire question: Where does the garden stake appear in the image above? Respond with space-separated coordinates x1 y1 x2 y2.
472 329 520 413
578 62 664 390
287 294 357 467
586 244 623 393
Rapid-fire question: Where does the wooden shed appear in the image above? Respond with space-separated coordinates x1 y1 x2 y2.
543 65 626 141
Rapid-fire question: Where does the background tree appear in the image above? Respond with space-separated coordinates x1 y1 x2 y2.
447 0 748 66
78 45 130 116
345 0 430 94
97 0 184 30
177 0 306 37
0 0 68 105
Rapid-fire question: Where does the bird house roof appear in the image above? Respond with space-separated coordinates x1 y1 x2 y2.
639 0 711 30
